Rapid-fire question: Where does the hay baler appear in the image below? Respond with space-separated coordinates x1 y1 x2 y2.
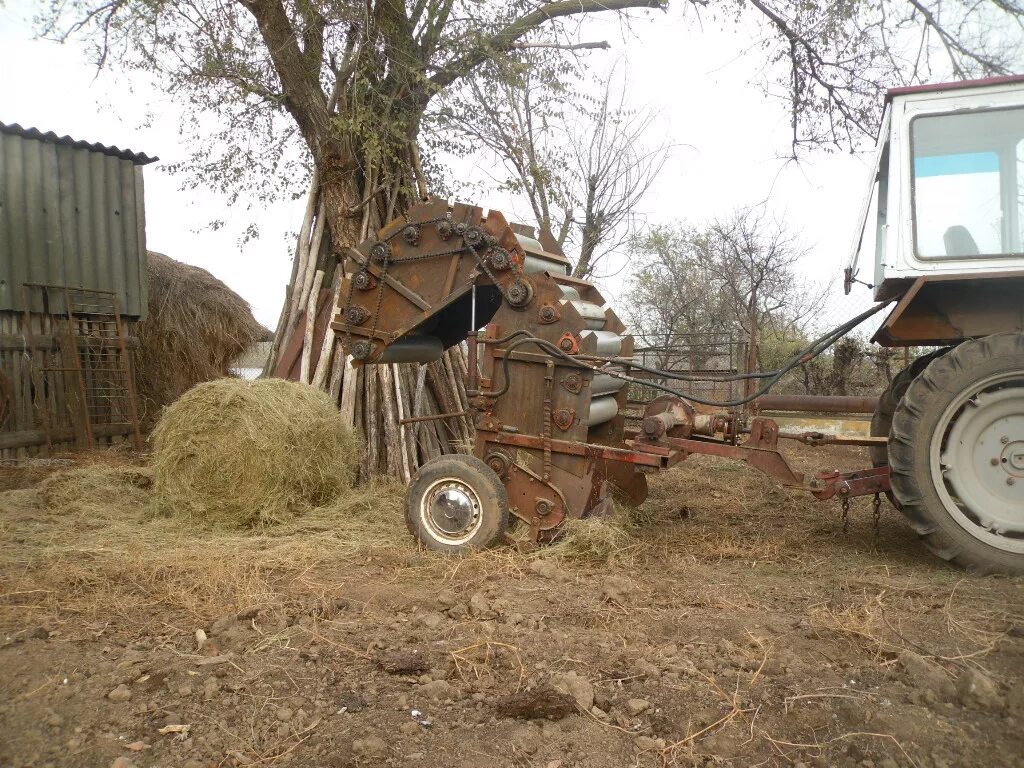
334 76 1024 574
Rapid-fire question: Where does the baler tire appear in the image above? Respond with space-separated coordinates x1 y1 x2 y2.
405 454 509 554
889 333 1024 575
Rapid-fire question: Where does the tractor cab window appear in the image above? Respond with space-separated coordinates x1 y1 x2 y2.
911 107 1024 258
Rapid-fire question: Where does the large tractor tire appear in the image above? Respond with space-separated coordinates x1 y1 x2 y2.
889 333 1024 574
405 454 509 553
870 348 951 468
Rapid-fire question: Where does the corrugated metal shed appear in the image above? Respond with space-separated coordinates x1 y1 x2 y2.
0 122 158 318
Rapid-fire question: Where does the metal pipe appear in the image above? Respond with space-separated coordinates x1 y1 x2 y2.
583 330 623 356
756 394 879 414
523 252 569 275
567 300 606 330
591 373 627 396
467 284 478 395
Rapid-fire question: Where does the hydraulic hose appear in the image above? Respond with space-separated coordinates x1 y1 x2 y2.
484 302 891 408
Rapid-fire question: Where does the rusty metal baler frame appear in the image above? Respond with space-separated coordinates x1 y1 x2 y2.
331 200 890 550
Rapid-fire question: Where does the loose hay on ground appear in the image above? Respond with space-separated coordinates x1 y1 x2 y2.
151 378 361 528
542 515 633 564
39 465 153 519
0 462 409 624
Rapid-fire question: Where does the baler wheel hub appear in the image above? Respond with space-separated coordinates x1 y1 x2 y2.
422 479 482 543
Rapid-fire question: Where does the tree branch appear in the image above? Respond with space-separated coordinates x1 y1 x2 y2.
429 0 664 90
512 40 610 51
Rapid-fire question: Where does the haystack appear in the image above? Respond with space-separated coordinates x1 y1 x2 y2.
136 252 268 423
151 378 360 528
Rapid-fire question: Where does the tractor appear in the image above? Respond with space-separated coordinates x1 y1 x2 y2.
333 76 1024 574
848 76 1024 573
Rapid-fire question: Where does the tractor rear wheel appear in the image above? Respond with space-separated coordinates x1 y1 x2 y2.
870 348 950 468
889 333 1024 574
405 454 509 553
870 348 951 511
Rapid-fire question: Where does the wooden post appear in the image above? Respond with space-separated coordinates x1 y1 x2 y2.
299 270 325 384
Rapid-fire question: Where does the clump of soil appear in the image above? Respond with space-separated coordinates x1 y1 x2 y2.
151 378 361 527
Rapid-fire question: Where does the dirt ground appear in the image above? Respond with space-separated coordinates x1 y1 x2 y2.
1 444 1022 768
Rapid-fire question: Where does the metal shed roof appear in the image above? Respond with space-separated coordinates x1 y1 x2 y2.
0 122 158 166
0 122 153 318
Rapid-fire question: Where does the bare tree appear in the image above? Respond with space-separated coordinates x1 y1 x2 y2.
433 51 577 248
700 209 827 346
697 209 829 391
445 60 669 279
569 69 670 279
739 0 1024 151
38 0 664 481
623 224 732 370
624 212 827 388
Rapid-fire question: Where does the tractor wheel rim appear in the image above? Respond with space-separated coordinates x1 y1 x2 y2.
420 477 483 545
931 371 1024 553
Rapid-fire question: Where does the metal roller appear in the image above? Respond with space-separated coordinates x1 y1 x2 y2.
583 330 623 356
587 396 619 427
567 300 606 330
591 373 627 396
523 252 569 275
517 233 570 275
377 335 443 363
514 233 544 252
558 284 581 301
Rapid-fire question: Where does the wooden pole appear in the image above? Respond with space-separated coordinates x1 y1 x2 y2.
299 269 325 384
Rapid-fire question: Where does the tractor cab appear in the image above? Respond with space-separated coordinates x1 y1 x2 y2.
846 76 1024 346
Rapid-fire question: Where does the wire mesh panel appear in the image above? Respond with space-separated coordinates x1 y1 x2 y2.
628 332 744 405
21 283 142 452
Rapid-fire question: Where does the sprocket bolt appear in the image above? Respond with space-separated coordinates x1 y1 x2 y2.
352 340 372 360
346 306 369 325
370 241 391 264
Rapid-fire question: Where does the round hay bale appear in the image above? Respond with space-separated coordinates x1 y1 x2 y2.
151 378 360 528
136 252 270 424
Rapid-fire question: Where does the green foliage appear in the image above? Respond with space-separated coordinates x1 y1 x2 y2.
36 1 665 238
34 0 1024 240
623 211 826 356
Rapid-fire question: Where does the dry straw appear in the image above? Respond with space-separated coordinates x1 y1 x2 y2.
136 252 268 424
541 514 633 564
151 378 361 528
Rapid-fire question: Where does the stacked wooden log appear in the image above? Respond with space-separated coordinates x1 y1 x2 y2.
265 178 474 482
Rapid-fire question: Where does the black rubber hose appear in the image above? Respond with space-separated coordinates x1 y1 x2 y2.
580 302 889 384
485 302 890 408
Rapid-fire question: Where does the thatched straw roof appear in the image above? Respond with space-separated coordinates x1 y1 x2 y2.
136 252 267 423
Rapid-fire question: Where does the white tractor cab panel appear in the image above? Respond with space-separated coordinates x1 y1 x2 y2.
846 76 1024 346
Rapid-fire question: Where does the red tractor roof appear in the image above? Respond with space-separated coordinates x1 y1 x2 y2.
885 74 1024 103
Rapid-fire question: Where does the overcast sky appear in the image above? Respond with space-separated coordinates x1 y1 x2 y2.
0 3 877 331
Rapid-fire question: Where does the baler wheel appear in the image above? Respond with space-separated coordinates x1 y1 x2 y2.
405 454 509 553
889 333 1024 574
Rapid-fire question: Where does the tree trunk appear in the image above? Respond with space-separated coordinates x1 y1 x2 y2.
266 145 472 479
